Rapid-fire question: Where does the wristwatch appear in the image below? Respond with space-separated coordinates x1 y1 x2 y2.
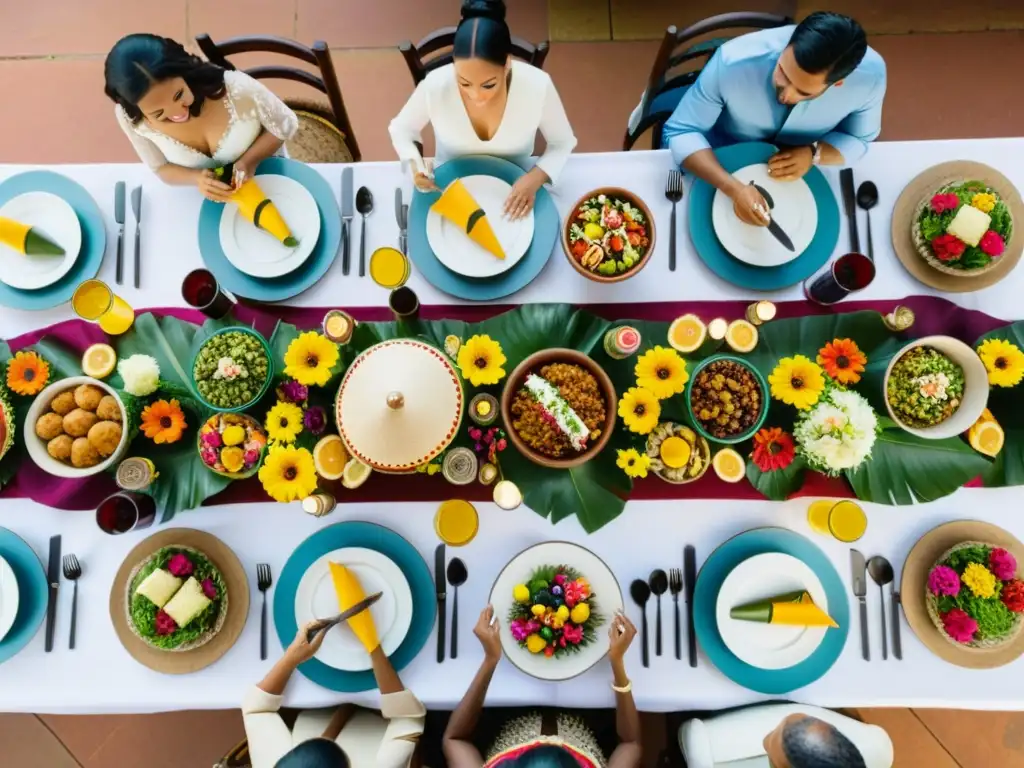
811 141 822 165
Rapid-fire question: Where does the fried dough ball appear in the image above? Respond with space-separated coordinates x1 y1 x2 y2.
74 384 104 412
49 391 77 416
47 434 73 462
71 437 101 468
87 420 122 457
35 412 65 441
63 408 98 438
96 395 122 422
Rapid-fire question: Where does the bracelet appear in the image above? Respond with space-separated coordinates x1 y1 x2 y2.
611 680 632 694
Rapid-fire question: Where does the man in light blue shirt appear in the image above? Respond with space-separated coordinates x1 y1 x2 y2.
663 12 886 227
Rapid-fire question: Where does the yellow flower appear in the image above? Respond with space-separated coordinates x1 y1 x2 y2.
769 355 825 410
531 604 546 618
265 401 304 443
962 562 998 599
556 605 570 620
570 603 590 624
222 425 246 446
220 446 245 473
978 338 1024 388
618 387 660 434
971 192 997 213
526 634 547 653
284 332 339 387
616 448 651 479
513 584 530 603
635 346 688 399
456 335 506 387
5 351 49 396
258 444 318 503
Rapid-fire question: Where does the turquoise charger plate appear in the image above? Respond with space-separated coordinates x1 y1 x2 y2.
693 527 849 694
408 156 558 300
687 142 841 290
274 521 435 692
0 171 106 310
0 527 47 664
197 157 340 302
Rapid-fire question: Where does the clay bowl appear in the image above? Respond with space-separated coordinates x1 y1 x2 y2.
562 187 656 283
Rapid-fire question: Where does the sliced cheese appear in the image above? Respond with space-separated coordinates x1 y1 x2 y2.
134 568 183 609
162 576 212 628
329 562 379 652
946 204 991 247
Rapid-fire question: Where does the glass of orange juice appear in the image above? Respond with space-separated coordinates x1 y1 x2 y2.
369 247 410 290
807 499 867 543
72 279 135 335
434 499 479 547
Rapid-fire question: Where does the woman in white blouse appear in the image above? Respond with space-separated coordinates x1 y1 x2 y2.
104 34 298 202
389 0 576 220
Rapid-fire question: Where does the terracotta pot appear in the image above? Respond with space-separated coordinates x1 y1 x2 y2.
562 187 656 283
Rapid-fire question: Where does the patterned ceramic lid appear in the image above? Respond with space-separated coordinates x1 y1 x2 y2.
335 339 463 473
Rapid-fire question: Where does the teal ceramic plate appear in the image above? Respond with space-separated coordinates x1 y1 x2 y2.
687 142 840 290
408 156 558 300
274 521 435 692
0 171 105 310
197 157 340 302
0 527 47 664
693 527 849 694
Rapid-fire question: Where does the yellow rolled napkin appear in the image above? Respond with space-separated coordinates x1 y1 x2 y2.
329 562 380 652
431 179 505 260
730 590 838 628
231 178 298 247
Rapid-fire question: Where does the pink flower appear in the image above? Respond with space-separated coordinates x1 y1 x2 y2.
244 449 260 466
496 438 507 451
941 608 978 644
155 609 178 635
167 553 194 578
980 231 1005 257
200 446 219 466
303 406 327 436
510 619 531 641
989 548 1017 581
553 574 567 586
931 234 966 262
201 431 223 448
562 623 584 644
468 427 482 441
278 380 308 404
202 578 218 600
931 193 960 213
928 565 961 596
564 582 583 608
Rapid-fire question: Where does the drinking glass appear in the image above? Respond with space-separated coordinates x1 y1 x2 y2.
182 268 235 319
369 247 410 290
72 279 135 335
389 286 420 321
96 491 157 535
807 499 867 542
803 252 875 306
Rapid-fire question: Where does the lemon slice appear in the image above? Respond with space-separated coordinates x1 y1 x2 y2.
660 436 692 469
970 420 1004 457
725 319 758 353
341 457 372 489
82 343 116 379
668 314 707 354
313 435 349 481
712 448 745 483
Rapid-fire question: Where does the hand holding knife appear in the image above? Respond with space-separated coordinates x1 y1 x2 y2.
751 182 795 252
306 592 382 642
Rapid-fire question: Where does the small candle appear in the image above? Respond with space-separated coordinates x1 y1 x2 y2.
442 448 478 486
116 457 157 491
302 491 337 518
707 317 729 341
469 393 499 426
745 301 777 326
882 306 915 332
493 479 523 510
322 310 355 344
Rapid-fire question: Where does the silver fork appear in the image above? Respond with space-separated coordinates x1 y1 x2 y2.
62 554 82 650
665 171 684 272
257 563 272 660
669 568 683 660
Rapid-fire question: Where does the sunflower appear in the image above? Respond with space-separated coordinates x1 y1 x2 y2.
284 332 339 387
140 399 187 444
751 427 796 472
635 346 688 399
978 339 1024 388
259 444 318 502
265 401 304 443
768 355 825 410
618 387 660 434
817 338 867 385
457 335 506 387
6 351 49 396
616 448 651 479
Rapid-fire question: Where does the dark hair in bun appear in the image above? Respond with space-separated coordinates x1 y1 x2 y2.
453 0 511 66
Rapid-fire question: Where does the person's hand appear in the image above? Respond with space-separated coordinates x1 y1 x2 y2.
286 622 328 664
504 172 543 221
767 146 814 182
231 157 255 190
197 169 235 203
608 611 637 663
413 159 438 193
474 605 502 662
729 183 770 227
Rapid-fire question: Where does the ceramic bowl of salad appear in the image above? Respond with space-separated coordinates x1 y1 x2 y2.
563 187 656 283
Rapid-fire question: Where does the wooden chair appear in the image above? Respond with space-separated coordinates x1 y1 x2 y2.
195 34 361 162
399 27 550 85
623 12 793 151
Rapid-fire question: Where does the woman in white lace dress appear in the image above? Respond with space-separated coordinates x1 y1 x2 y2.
104 34 298 202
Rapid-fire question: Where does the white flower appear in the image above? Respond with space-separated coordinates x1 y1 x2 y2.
117 354 160 396
214 356 246 381
794 388 878 475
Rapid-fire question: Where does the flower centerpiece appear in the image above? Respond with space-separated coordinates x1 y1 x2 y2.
914 181 1013 275
508 566 603 658
793 388 879 475
926 542 1024 648
198 413 268 479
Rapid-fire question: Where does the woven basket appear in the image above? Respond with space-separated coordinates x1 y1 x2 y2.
912 181 1011 278
285 100 354 163
924 540 1022 651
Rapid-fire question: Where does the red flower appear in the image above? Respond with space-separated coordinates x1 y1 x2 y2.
930 193 960 213
751 427 796 472
1002 579 1024 613
932 234 966 262
562 623 584 644
980 231 1005 257
544 645 555 657
155 610 178 635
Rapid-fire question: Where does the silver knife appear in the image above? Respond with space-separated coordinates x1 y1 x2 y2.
401 204 409 256
751 182 795 251
45 535 61 652
892 590 903 660
394 188 407 254
341 168 354 275
113 182 126 285
850 549 869 661
305 591 383 642
435 543 447 663
130 186 142 289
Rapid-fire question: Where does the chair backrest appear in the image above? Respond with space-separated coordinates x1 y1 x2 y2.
623 12 794 151
398 27 550 85
195 33 361 162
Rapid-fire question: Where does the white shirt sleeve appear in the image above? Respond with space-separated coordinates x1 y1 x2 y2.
242 685 295 768
114 106 168 170
225 70 299 141
376 689 427 768
533 76 577 184
388 81 431 175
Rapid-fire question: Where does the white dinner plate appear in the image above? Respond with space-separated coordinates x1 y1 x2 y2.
219 174 320 279
715 552 829 670
711 163 817 268
294 547 413 671
427 175 534 278
0 192 82 290
0 555 19 643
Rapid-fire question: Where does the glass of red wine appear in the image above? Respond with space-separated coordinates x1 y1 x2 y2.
803 252 875 306
96 492 157 535
182 269 235 319
389 286 420 321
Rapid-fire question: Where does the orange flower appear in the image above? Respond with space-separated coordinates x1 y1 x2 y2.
6 351 49 396
817 338 867 385
140 399 187 444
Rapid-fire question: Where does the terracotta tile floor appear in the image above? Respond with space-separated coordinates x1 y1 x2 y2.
3 1 1024 766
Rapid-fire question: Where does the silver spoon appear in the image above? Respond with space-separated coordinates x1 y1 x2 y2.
447 558 467 660
356 186 373 278
649 569 668 657
630 579 651 668
867 556 894 660
856 181 879 262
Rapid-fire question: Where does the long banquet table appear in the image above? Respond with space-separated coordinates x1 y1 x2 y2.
1 139 1023 714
